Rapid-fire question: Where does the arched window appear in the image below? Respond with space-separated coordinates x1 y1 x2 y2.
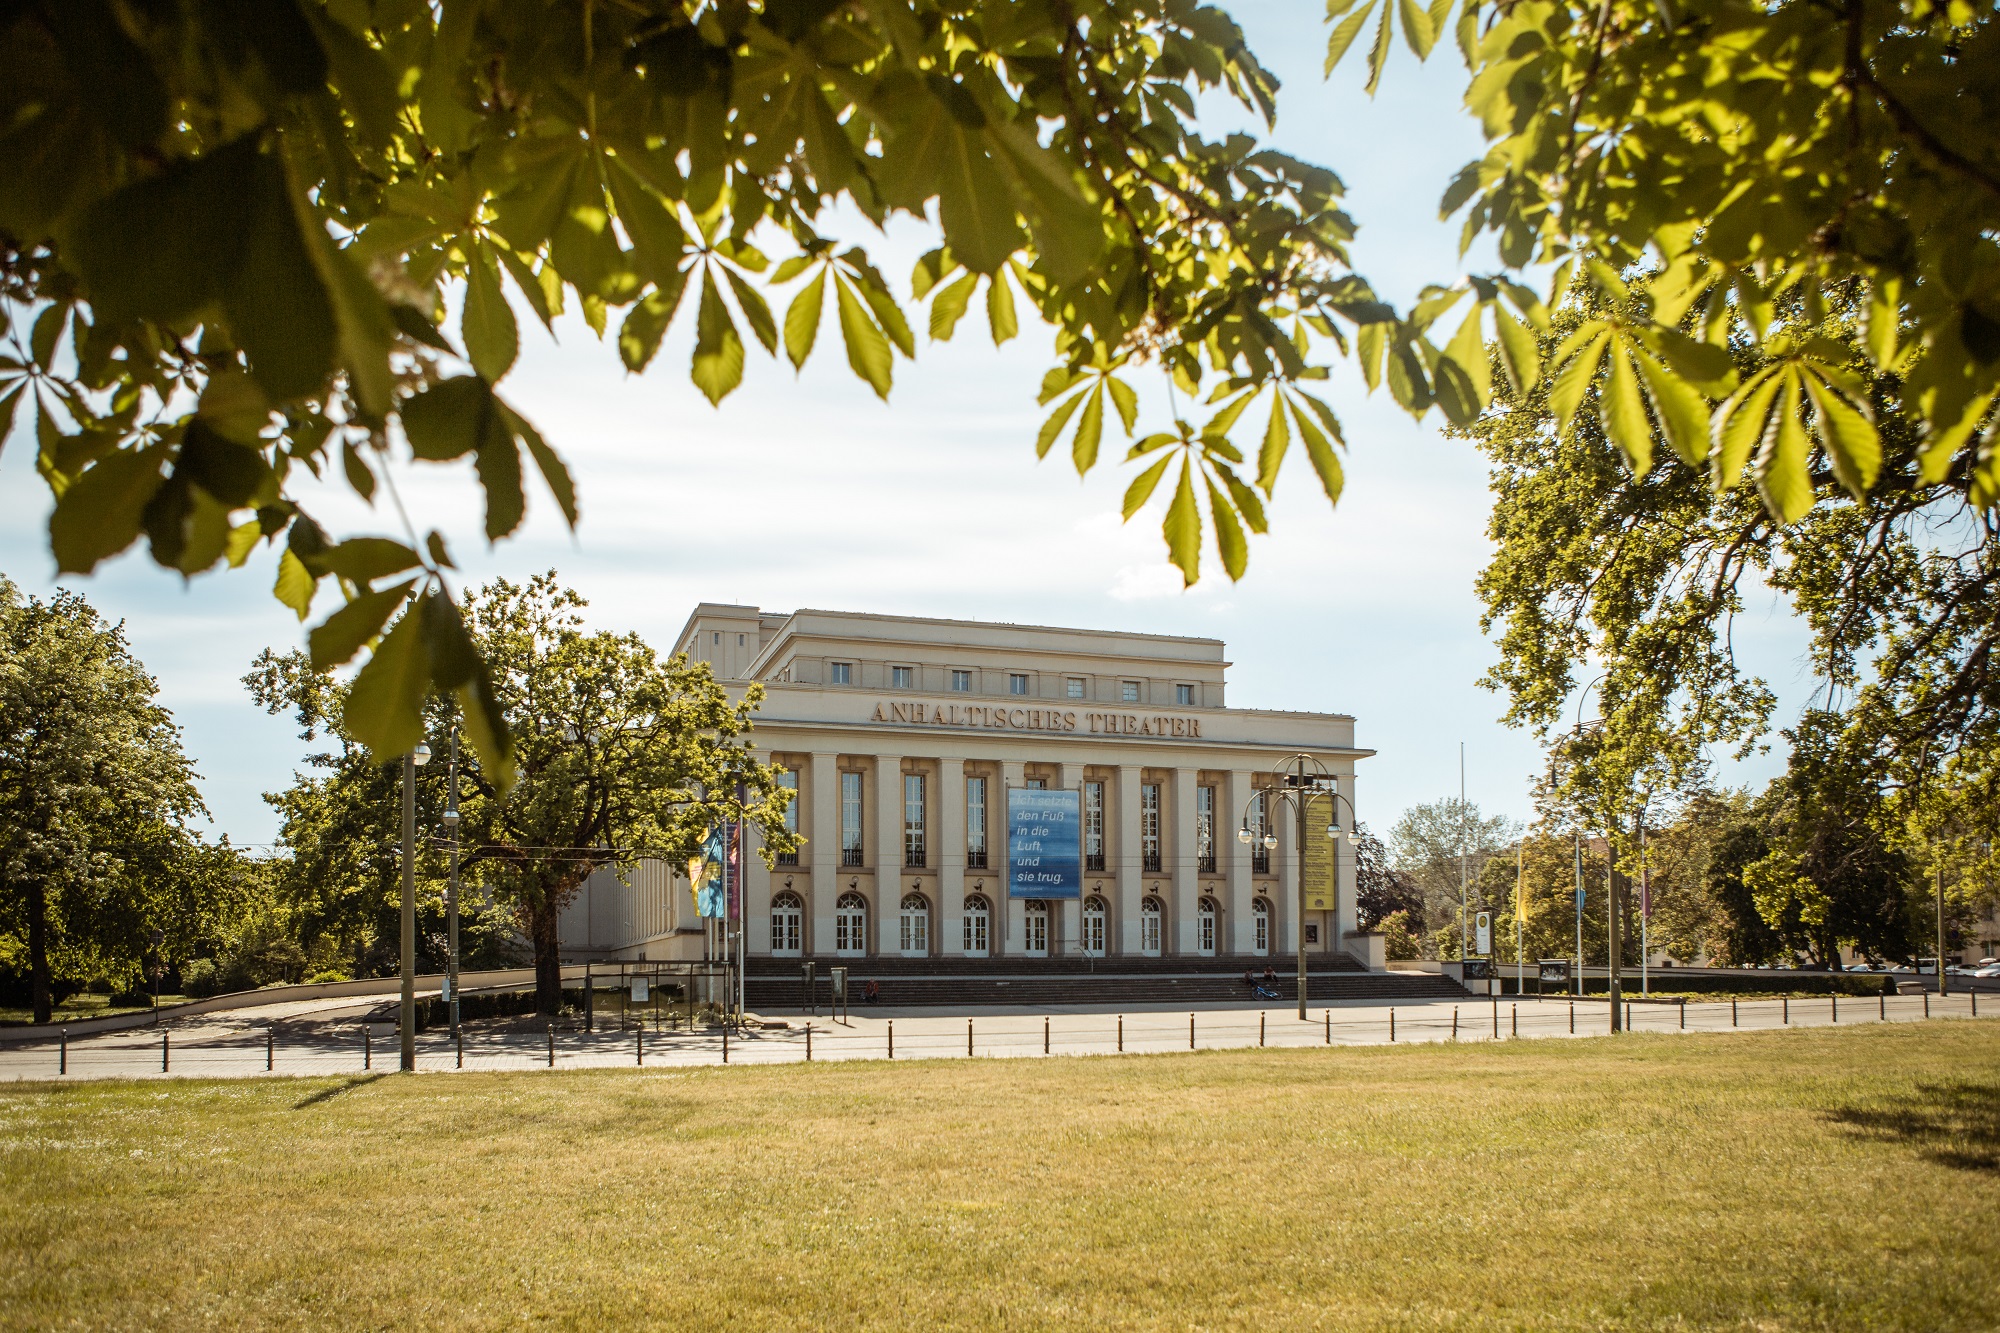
899 892 930 956
1023 899 1050 957
835 892 868 956
1197 896 1219 957
963 893 990 957
1082 895 1108 957
1253 897 1272 956
771 890 803 957
1141 895 1164 957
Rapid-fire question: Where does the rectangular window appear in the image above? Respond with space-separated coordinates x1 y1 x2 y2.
738 634 745 646
1121 680 1141 703
1026 777 1046 790
1177 683 1195 706
713 632 719 644
1085 780 1106 872
1066 678 1086 699
966 776 988 869
776 770 799 866
830 661 852 685
1141 783 1162 872
841 772 864 867
952 670 972 692
904 773 926 868
1197 784 1216 874
892 665 914 689
1252 792 1271 874
1009 673 1030 695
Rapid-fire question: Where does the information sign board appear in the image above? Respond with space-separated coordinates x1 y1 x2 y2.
1301 791 1337 911
1538 958 1572 985
1008 787 1082 899
1475 911 1491 956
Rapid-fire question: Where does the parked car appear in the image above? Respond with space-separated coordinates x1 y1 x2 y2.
1843 963 1873 972
1970 964 2000 979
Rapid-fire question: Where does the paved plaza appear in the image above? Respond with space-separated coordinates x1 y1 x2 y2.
1 989 1990 1082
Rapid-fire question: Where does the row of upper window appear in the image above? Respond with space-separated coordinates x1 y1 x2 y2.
828 660 1195 705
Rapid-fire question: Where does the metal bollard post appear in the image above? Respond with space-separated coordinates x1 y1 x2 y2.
1325 1011 1332 1045
805 1025 812 1062
364 1026 372 1069
887 1020 894 1060
1679 999 1686 1030
636 1029 643 1067
1924 990 1930 1018
1492 997 1499 1039
1512 1005 1518 1038
1972 989 1978 1018
1732 999 1738 1028
548 1023 555 1067
1832 994 1838 1024
59 1029 66 1076
267 1028 274 1071
1783 997 1789 1025
162 1029 170 1073
1569 1001 1574 1034
1045 1016 1050 1055
1452 1007 1459 1041
456 1028 464 1069
1189 1013 1195 1050
967 1019 973 1058
1259 1012 1266 1047
1390 1008 1396 1042
1880 992 1886 1021
1116 1015 1123 1053
721 1023 729 1065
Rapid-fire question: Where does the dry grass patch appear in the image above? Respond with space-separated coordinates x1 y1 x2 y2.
2 1023 1996 1330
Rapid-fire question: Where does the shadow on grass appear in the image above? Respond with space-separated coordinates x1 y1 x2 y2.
293 1074 386 1110
1825 1081 2000 1172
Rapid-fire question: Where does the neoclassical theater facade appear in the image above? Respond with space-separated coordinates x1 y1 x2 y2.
558 605 1373 965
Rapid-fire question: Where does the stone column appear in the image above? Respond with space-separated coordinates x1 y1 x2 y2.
1172 767 1200 954
809 752 839 957
876 756 903 958
745 827 772 954
1116 764 1143 953
1225 770 1255 955
1001 761 1026 953
1277 781 1297 957
939 757 966 957
1056 760 1084 954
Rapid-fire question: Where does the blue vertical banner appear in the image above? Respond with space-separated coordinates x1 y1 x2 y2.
726 819 741 919
1008 787 1082 899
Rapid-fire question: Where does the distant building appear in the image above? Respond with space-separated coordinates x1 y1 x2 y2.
560 605 1373 967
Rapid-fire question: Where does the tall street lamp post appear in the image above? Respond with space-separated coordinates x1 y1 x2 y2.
442 726 462 1037
401 741 432 1072
1238 754 1342 1022
1568 676 1604 1004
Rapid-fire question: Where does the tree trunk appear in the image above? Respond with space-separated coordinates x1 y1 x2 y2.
28 876 50 1026
530 898 562 1015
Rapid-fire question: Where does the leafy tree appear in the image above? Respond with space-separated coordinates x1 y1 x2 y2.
0 578 203 1022
1327 0 2000 521
1352 821 1421 932
1387 796 1519 946
254 573 796 1013
1472 833 1614 965
1 0 1385 782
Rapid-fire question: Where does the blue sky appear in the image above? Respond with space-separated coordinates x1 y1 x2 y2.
0 4 1815 849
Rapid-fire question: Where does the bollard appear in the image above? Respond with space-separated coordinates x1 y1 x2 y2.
1679 999 1686 1030
1973 990 1979 1018
967 1019 973 1058
162 1029 170 1073
1325 1010 1332 1045
721 1023 729 1065
1832 994 1838 1024
1045 1016 1051 1055
888 1020 894 1060
1732 999 1738 1028
1259 1012 1266 1047
548 1023 555 1067
1568 1001 1574 1034
1880 992 1886 1021
1924 990 1930 1018
1390 1008 1396 1042
1783 997 1789 1025
1492 998 1499 1040
59 1028 66 1076
1452 1007 1459 1041
636 1029 643 1067
1189 1013 1195 1050
457 1028 464 1069
1512 1005 1518 1038
266 1028 274 1071
1116 1015 1123 1053
1625 1000 1632 1030
805 1025 813 1062
365 1026 372 1069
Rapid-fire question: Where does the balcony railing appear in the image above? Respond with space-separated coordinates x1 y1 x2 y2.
967 848 988 870
1086 852 1105 872
905 843 927 869
1142 849 1162 873
776 851 798 867
1252 849 1270 874
842 845 865 868
1197 852 1216 874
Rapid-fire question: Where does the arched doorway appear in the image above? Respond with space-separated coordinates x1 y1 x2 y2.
835 892 868 957
1253 897 1272 955
1140 895 1164 957
1197 896 1219 957
1082 895 1108 957
771 890 803 957
963 893 990 957
899 892 930 957
1024 900 1050 957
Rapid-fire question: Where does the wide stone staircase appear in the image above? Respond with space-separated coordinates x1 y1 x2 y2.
744 954 1467 1009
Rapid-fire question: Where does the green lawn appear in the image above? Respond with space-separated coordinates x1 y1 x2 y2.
3 1024 1996 1331
0 993 184 1026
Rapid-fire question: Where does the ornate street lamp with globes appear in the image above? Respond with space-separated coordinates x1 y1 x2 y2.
1237 754 1345 1021
400 741 431 1072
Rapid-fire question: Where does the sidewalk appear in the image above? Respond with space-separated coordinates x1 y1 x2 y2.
2 990 1987 1082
